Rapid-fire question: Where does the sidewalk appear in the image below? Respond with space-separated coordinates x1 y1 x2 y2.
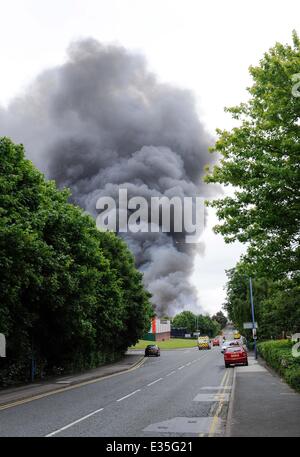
227 355 300 437
0 353 143 409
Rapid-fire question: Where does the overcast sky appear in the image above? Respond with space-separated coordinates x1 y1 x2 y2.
0 0 299 314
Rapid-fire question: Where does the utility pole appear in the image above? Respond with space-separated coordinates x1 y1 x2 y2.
31 335 36 383
249 277 257 359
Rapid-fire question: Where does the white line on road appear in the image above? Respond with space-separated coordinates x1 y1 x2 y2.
200 386 232 390
193 393 230 402
147 378 163 386
166 371 176 377
116 389 141 402
46 408 104 437
178 365 185 370
186 362 191 366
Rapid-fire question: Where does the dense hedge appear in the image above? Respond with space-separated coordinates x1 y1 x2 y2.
257 340 300 392
0 138 153 387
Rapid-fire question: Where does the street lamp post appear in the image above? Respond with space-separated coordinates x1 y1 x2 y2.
249 277 257 359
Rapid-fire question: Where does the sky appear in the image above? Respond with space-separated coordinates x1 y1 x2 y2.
0 0 299 314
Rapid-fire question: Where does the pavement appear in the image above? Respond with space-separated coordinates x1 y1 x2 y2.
227 354 300 437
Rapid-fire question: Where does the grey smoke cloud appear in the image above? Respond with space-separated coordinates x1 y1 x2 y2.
0 38 219 316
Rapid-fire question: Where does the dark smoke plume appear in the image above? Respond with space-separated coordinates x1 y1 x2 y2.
0 39 218 316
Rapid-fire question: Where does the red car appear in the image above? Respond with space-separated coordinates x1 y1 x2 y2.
212 338 220 346
224 345 248 367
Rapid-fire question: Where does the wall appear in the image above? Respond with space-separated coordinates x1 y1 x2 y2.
155 332 171 342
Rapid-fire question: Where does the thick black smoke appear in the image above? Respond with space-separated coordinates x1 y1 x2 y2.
0 39 218 316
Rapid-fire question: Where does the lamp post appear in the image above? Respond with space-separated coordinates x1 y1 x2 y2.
249 277 257 360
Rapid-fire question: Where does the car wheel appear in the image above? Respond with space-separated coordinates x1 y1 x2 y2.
225 363 229 368
245 360 248 366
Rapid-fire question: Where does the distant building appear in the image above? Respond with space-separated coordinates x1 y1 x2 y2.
144 317 171 341
171 327 187 338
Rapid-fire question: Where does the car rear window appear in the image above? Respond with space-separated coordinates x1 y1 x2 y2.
226 347 243 352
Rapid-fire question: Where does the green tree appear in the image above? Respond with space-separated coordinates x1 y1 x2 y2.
197 314 221 337
212 311 228 329
172 311 196 333
97 231 154 351
258 276 300 339
222 260 300 339
171 310 221 337
0 137 153 385
205 32 300 278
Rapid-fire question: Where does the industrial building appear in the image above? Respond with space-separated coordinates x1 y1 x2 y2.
143 317 171 341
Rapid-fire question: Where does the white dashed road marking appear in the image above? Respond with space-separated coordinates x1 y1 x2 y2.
193 393 230 402
46 408 104 437
45 350 218 437
166 371 176 377
147 378 163 387
116 389 141 402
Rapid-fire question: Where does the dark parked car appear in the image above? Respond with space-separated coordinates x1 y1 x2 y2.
145 344 160 357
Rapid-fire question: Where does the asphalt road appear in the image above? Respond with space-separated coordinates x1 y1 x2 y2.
0 345 232 437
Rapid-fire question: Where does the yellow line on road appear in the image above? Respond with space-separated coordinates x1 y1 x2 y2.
198 367 229 438
208 369 231 437
0 357 146 412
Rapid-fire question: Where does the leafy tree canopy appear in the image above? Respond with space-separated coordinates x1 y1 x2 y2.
212 311 228 329
205 32 300 279
223 261 300 340
172 310 221 337
0 137 153 385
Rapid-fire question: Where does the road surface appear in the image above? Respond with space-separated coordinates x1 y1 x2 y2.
0 345 232 437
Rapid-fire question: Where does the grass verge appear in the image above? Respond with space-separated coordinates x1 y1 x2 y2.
129 338 198 350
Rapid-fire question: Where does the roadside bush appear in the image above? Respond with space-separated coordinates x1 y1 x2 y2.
257 340 300 392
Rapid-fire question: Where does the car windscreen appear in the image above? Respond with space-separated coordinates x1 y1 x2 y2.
226 347 243 352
